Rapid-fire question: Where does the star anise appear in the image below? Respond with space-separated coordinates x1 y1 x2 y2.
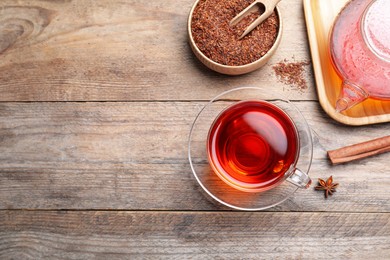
315 176 339 198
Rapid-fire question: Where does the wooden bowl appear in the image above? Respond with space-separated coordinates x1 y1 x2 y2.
188 0 283 75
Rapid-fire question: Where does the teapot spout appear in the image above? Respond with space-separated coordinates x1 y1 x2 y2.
335 81 369 112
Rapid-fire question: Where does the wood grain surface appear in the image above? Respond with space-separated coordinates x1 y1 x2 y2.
1 211 390 259
0 0 389 258
0 102 389 212
0 0 315 101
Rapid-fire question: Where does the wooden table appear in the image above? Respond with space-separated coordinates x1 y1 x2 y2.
1 0 389 258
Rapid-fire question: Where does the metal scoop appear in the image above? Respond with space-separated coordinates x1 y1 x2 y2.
230 0 281 39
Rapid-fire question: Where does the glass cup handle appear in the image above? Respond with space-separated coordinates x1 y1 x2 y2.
287 168 311 189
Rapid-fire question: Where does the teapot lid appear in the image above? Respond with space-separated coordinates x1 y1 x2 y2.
362 0 390 62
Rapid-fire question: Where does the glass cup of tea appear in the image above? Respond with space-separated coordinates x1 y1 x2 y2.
188 87 313 210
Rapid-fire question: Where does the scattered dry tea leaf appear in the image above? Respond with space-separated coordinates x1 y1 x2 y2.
272 60 310 91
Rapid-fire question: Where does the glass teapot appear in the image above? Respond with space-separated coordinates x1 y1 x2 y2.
329 0 390 112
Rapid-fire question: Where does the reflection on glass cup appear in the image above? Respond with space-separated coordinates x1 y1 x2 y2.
207 100 311 193
188 87 313 210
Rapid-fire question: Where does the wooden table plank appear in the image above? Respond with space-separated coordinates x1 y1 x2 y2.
1 0 389 257
0 0 315 101
1 211 389 259
0 0 390 259
1 101 389 211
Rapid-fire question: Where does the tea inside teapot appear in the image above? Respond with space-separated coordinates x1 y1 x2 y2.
329 0 390 112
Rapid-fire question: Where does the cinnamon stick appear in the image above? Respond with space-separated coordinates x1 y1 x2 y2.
327 135 390 164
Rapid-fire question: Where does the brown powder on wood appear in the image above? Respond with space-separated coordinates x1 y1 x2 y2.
272 60 310 91
191 0 279 66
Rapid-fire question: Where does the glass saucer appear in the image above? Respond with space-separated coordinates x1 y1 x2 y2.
188 87 313 210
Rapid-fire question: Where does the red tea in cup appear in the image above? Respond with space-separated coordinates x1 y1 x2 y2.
207 100 299 192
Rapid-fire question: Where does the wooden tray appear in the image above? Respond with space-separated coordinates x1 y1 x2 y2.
303 0 390 125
